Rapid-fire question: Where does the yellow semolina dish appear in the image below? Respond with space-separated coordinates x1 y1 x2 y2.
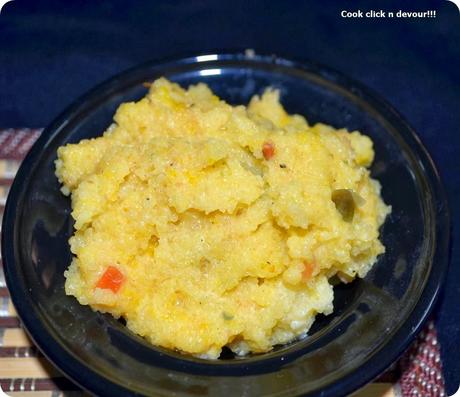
55 78 390 359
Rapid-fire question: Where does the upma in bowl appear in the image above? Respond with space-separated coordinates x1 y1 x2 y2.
55 78 390 359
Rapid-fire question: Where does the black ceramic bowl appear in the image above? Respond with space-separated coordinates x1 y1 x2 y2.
2 53 450 397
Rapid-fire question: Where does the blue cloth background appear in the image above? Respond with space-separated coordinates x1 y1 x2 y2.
0 0 458 393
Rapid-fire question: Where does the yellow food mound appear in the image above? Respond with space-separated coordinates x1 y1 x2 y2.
55 78 390 358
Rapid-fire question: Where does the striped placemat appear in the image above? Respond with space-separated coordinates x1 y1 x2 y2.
0 129 446 397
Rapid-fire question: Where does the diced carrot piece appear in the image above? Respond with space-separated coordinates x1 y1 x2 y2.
302 262 315 281
262 142 275 160
96 266 125 293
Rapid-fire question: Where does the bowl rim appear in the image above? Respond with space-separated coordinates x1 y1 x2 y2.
2 51 451 397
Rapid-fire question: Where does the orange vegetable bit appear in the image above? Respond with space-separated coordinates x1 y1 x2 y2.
96 266 125 293
302 262 315 281
262 141 275 160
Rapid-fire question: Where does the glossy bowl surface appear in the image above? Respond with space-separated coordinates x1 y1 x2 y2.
2 53 450 397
